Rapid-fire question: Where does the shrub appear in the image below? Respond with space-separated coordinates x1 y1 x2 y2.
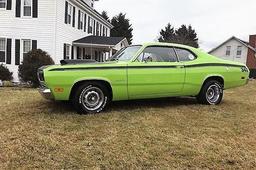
0 64 13 81
18 49 54 87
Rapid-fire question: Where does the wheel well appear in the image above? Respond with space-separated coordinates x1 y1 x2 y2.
69 80 113 101
203 76 224 87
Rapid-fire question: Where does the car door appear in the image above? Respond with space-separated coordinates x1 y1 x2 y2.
127 46 185 99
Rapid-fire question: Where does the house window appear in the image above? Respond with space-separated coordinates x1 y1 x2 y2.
0 38 6 62
96 22 99 36
67 3 72 24
226 46 231 56
237 46 242 57
23 39 31 59
23 0 32 16
65 44 71 59
79 12 84 30
0 0 6 8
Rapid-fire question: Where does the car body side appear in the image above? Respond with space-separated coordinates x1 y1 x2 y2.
41 43 249 101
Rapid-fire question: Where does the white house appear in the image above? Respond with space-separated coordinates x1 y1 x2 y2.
0 0 128 81
209 36 256 65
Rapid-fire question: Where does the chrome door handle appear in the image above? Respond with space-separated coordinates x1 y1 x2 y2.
177 65 185 68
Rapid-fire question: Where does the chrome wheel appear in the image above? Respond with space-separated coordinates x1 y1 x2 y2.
206 84 221 104
80 86 105 111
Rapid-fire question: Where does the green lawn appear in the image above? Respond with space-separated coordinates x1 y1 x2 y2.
0 81 256 169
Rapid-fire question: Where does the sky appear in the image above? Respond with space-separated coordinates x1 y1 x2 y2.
95 0 256 52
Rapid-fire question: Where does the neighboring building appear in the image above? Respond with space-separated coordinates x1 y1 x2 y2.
209 35 256 78
0 0 128 81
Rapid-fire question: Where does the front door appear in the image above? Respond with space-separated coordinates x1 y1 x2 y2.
127 46 185 99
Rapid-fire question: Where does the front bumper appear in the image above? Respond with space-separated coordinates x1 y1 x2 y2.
38 86 54 100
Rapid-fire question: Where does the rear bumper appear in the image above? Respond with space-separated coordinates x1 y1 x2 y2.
38 87 54 100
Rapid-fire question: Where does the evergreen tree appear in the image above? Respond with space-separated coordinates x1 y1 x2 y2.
175 25 199 48
158 23 199 48
158 23 175 43
101 11 110 22
111 13 133 44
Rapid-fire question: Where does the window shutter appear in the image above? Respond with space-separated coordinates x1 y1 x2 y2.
7 0 12 10
71 46 74 59
72 6 75 27
32 40 37 50
78 10 81 29
83 48 85 59
6 39 12 64
15 39 20 65
32 0 38 18
15 0 21 17
64 1 68 24
93 20 96 35
84 14 87 32
77 47 80 59
63 44 66 59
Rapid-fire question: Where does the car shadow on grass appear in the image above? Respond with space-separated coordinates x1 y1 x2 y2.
44 97 199 115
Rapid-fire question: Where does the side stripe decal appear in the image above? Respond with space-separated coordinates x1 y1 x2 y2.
49 63 243 72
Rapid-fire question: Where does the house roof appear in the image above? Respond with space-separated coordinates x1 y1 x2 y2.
209 36 256 53
73 36 127 47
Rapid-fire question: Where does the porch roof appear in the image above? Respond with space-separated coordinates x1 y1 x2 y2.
73 36 126 48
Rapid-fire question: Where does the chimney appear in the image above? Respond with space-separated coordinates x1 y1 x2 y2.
246 35 256 78
249 35 256 48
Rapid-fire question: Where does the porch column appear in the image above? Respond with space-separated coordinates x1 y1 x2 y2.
109 48 113 57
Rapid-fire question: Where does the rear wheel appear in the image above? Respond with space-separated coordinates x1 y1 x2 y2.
72 82 110 114
197 80 223 105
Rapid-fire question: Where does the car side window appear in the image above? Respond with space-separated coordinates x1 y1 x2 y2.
138 46 177 62
175 48 196 61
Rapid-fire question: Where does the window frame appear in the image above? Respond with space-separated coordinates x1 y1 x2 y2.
66 2 73 25
0 38 6 63
22 39 32 62
0 0 6 9
65 44 71 59
226 46 231 56
174 47 197 62
136 46 179 63
79 11 84 30
236 45 242 57
22 0 33 18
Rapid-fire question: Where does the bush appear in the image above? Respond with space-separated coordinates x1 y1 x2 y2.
0 64 13 81
19 49 54 87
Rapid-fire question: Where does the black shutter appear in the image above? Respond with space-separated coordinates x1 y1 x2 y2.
64 1 68 24
83 48 85 59
6 39 12 64
32 40 37 50
15 39 20 65
71 46 74 59
32 0 38 18
7 0 12 10
87 16 90 33
78 10 80 29
84 14 87 32
93 20 96 35
15 0 21 17
72 6 75 27
63 44 66 59
77 47 80 59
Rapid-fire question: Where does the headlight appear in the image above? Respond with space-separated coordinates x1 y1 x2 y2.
37 70 45 82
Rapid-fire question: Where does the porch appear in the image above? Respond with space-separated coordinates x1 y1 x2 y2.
72 36 128 62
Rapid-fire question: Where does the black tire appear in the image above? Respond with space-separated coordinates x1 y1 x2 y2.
196 80 223 105
71 82 110 114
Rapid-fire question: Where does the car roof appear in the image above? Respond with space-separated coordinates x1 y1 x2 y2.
138 42 196 50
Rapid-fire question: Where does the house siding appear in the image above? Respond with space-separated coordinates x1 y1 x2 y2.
209 39 248 64
0 0 112 82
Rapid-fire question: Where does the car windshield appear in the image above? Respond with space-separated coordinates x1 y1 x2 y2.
108 45 142 61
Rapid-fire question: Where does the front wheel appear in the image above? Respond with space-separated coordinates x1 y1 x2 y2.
197 80 223 105
72 82 109 114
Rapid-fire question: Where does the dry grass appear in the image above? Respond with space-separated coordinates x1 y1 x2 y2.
0 81 256 169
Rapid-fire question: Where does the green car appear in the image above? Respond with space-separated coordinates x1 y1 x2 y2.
38 42 250 114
